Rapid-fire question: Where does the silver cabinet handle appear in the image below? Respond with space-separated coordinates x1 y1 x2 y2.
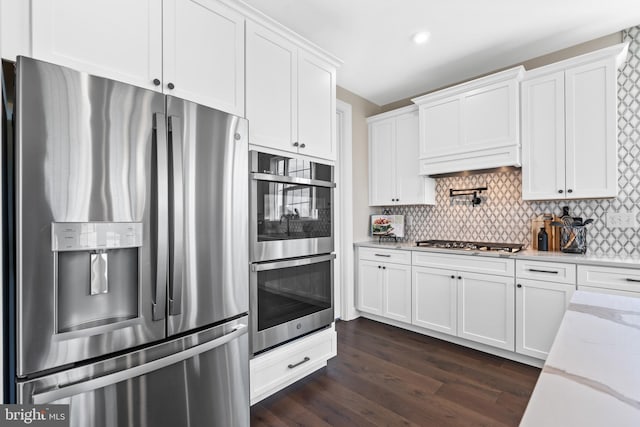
168 115 184 316
626 278 640 283
527 268 559 274
32 324 247 404
152 112 168 321
287 356 310 369
374 254 391 257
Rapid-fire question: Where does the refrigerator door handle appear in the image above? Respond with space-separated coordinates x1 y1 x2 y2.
152 112 168 321
31 324 248 404
168 115 184 316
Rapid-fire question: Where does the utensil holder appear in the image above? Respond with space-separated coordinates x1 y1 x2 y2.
560 226 587 254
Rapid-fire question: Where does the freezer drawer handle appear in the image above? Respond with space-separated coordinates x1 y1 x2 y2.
287 356 310 369
31 324 247 404
526 268 559 274
374 254 391 257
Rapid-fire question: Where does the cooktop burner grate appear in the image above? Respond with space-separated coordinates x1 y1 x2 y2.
415 240 524 253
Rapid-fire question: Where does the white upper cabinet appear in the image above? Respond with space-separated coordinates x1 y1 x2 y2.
521 43 628 200
163 0 245 116
246 20 338 161
30 0 245 115
565 60 619 199
298 50 336 160
369 120 396 205
367 106 435 206
245 21 297 152
412 67 524 175
31 0 163 92
520 71 566 200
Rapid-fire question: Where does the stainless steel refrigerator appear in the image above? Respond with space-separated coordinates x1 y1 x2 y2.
2 57 249 426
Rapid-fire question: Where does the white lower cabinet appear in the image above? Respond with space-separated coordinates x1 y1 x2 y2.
411 252 516 350
383 263 412 323
515 278 575 359
457 272 515 351
356 260 384 315
250 326 337 405
577 264 640 297
355 248 639 364
412 266 457 335
357 256 411 323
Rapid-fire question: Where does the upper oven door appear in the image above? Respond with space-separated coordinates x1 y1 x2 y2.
250 152 335 262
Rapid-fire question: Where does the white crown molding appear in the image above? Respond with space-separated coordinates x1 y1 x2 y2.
411 66 525 106
366 104 417 123
218 0 343 67
522 42 630 81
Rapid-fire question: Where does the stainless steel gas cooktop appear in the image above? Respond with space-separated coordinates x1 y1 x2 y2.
415 240 524 253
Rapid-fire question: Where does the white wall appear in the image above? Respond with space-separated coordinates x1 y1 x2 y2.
336 86 380 243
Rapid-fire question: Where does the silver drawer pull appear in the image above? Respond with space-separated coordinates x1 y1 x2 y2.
374 254 391 257
287 356 310 369
527 268 559 274
625 278 640 283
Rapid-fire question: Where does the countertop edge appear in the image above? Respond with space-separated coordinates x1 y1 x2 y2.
353 241 640 269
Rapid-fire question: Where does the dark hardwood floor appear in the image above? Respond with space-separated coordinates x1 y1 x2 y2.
251 318 541 427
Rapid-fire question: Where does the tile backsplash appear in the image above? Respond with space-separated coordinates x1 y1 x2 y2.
382 26 640 256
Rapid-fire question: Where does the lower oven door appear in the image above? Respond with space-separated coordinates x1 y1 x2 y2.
250 254 335 355
17 317 249 427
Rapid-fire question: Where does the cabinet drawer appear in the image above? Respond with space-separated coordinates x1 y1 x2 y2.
250 327 337 404
412 251 514 277
358 247 411 265
516 260 576 284
577 265 640 294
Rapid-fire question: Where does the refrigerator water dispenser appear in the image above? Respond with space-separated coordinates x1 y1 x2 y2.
52 222 143 334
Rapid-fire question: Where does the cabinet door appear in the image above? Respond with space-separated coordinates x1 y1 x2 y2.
521 72 566 200
457 272 515 351
516 279 575 360
368 119 396 206
356 260 383 315
246 21 297 152
32 0 163 91
395 110 431 205
463 80 518 149
163 0 244 116
382 263 412 323
565 59 618 198
412 266 457 335
298 50 336 160
418 98 461 157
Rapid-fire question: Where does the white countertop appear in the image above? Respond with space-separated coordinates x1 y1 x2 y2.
519 291 640 427
354 241 640 269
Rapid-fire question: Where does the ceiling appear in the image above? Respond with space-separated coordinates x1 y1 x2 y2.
243 0 640 106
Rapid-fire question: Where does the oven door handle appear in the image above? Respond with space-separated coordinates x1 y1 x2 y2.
250 172 336 188
251 254 336 272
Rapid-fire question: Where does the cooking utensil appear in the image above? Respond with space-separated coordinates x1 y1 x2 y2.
583 219 594 226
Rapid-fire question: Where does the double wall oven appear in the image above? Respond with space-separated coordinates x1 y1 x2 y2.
249 151 335 355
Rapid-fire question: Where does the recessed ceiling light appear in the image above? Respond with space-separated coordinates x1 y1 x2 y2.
412 31 431 45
